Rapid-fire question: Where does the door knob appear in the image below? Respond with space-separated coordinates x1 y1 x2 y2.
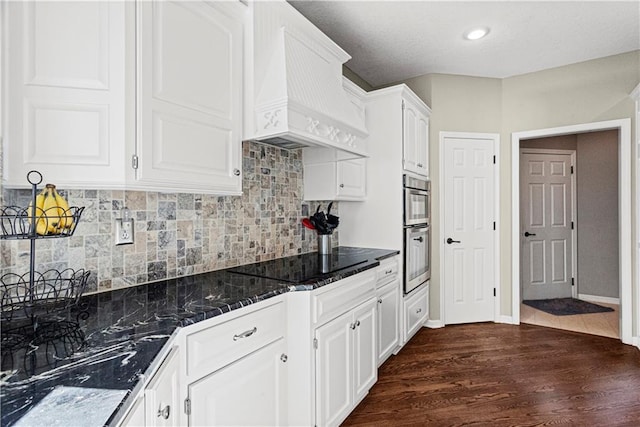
446 238 461 244
524 232 537 237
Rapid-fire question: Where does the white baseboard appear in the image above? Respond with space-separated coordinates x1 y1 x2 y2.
425 319 444 328
496 315 516 325
578 294 620 305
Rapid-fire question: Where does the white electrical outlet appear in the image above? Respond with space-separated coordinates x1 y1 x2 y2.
115 218 134 245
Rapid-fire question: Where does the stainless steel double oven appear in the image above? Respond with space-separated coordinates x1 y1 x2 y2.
403 175 431 294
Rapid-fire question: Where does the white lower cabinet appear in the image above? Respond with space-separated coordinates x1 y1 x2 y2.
403 282 429 343
144 347 181 426
352 300 377 401
119 267 396 427
315 297 377 427
187 337 287 426
377 280 400 365
376 257 400 365
118 346 180 427
183 298 287 426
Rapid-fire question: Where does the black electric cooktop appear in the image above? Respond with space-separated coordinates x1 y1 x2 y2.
228 250 368 284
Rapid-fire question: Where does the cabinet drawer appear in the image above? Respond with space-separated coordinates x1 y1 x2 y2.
376 258 398 285
313 271 376 326
405 285 428 339
186 301 285 378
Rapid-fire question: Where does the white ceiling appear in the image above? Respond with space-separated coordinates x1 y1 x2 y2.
288 1 640 87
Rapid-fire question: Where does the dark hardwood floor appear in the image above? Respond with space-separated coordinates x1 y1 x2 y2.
342 323 640 426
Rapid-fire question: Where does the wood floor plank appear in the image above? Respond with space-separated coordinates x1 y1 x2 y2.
342 323 640 426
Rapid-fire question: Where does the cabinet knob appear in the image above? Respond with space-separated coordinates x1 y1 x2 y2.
378 298 383 304
350 322 357 330
233 168 241 176
157 405 170 420
356 320 361 327
339 183 345 188
280 353 288 363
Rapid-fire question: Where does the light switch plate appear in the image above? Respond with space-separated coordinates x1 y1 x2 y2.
115 218 134 245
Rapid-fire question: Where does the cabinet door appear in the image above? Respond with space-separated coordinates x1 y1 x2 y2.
188 338 287 426
377 281 400 365
403 99 429 177
402 101 418 174
352 298 377 403
315 311 353 427
337 159 366 199
136 0 243 194
4 1 128 188
118 396 145 427
416 114 429 176
145 346 181 427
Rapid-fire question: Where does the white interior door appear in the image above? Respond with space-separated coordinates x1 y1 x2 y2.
520 151 574 300
442 134 496 325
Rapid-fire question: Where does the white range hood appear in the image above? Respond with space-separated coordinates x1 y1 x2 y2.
249 26 369 157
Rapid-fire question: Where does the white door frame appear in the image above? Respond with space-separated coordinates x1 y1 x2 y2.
439 131 501 324
520 148 577 299
511 119 632 345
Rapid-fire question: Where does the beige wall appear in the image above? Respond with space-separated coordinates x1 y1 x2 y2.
394 50 639 321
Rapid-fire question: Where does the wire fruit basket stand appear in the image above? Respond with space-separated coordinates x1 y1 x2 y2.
0 171 90 364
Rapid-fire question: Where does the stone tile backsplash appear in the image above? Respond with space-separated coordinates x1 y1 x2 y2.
1 142 338 294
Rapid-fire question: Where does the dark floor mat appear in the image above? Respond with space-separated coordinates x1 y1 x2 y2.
523 298 614 316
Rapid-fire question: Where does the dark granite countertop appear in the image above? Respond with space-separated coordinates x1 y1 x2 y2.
0 247 398 426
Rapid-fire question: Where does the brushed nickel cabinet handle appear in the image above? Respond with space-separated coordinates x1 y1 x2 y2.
233 327 257 341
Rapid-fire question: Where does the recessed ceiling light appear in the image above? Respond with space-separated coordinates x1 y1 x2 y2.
464 27 490 41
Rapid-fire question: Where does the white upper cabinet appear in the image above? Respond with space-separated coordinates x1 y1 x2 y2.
3 1 128 188
134 1 243 194
402 95 430 177
303 155 366 201
3 0 245 194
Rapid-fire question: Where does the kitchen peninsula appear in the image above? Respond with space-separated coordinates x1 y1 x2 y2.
1 247 398 426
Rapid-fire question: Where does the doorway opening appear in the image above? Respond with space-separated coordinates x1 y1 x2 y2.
511 119 632 344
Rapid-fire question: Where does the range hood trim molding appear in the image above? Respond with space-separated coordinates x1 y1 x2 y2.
253 99 368 156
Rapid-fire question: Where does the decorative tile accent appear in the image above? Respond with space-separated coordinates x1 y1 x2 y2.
1 142 339 294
